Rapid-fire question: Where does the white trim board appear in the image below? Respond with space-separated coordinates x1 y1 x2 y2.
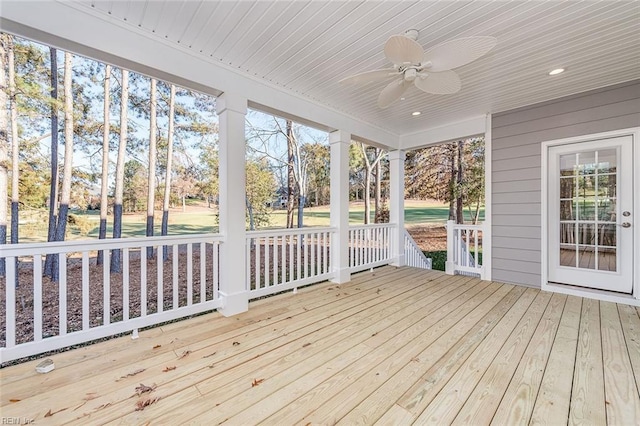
483 114 492 281
541 127 640 306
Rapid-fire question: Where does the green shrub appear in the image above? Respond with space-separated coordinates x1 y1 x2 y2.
423 250 447 271
423 250 483 272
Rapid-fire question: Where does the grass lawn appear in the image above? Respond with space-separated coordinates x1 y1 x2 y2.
13 199 484 242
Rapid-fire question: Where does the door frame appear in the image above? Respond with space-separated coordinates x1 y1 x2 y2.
541 127 640 305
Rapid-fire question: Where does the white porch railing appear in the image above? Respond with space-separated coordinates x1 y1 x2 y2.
246 227 335 299
404 229 432 269
348 223 395 273
446 220 485 279
2 223 407 362
0 234 222 363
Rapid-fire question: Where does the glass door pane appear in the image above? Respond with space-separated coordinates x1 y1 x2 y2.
558 149 618 272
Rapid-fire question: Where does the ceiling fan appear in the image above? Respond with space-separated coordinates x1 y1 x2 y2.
339 29 497 108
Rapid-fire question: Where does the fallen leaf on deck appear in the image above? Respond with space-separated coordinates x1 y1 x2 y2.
73 393 100 410
251 378 265 387
116 368 146 381
152 344 161 349
94 402 112 412
162 366 177 372
302 343 311 348
44 407 68 417
178 350 192 359
202 352 217 358
135 383 157 396
9 399 20 403
232 341 240 346
135 397 160 411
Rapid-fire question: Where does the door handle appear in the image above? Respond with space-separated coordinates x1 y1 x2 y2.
619 222 631 228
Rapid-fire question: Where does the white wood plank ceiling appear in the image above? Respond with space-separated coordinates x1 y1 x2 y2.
13 1 640 136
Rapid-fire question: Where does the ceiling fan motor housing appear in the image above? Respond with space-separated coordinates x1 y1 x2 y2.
404 68 418 82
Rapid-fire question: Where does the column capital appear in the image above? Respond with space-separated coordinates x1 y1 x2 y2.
329 130 351 145
388 149 406 161
216 92 248 116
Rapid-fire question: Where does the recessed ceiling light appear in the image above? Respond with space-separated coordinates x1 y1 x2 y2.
549 68 565 75
412 111 421 116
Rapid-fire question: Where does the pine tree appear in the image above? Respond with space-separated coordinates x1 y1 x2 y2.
43 47 59 278
161 84 175 260
146 78 157 259
0 35 9 277
97 64 111 265
111 68 128 273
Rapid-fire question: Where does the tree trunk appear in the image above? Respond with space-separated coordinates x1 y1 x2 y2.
111 69 128 273
146 78 157 259
359 143 384 225
364 170 371 225
456 139 464 224
297 194 306 228
44 47 59 278
374 154 382 223
51 52 74 282
8 36 19 285
448 143 456 221
286 120 295 228
97 64 111 265
0 35 8 277
161 85 175 260
246 197 255 231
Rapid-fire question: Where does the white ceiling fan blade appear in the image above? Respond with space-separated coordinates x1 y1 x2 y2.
384 35 424 65
414 70 461 95
378 79 410 108
423 36 497 72
339 69 399 85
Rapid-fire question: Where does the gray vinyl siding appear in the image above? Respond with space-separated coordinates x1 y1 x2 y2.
491 80 640 288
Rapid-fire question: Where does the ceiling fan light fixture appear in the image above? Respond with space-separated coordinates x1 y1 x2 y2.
549 68 565 75
412 111 421 116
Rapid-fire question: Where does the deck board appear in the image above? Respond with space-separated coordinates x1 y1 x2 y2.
1 266 638 425
530 295 582 425
601 301 640 424
452 291 552 425
618 304 640 392
569 298 605 425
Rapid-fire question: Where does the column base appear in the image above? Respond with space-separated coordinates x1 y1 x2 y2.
218 290 249 317
330 267 351 284
445 261 454 275
391 254 406 267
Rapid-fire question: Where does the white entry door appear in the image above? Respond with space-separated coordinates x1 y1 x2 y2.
548 136 634 293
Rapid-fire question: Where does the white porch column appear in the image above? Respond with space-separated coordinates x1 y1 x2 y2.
216 93 248 316
389 149 406 266
330 130 351 284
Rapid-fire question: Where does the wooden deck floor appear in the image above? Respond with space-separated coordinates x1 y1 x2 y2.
1 266 639 425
